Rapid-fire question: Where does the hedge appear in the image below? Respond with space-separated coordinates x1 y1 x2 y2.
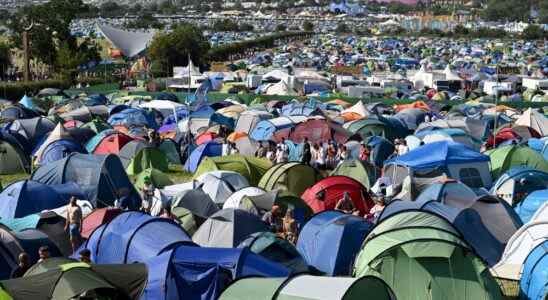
0 80 71 101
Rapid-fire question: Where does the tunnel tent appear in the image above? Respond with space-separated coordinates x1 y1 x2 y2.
519 240 548 300
490 167 548 206
330 159 375 189
258 162 323 198
515 189 548 224
487 145 548 180
353 210 503 300
193 155 272 186
219 275 396 300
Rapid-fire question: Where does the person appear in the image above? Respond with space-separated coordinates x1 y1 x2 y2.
262 205 282 233
275 145 286 164
10 252 30 278
38 246 50 263
335 192 357 215
367 195 386 223
424 113 431 123
229 142 239 155
115 188 131 210
147 129 161 148
65 196 83 253
221 139 230 156
266 145 276 163
255 143 267 158
160 205 177 220
397 139 409 156
79 249 91 264
281 209 298 244
316 144 326 169
278 138 289 155
327 142 337 168
359 143 370 162
141 176 155 214
301 137 312 165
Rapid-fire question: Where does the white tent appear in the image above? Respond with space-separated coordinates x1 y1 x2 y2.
443 65 462 81
196 171 250 204
342 101 369 118
223 187 277 211
139 100 184 121
97 24 155 58
33 123 72 161
514 108 548 136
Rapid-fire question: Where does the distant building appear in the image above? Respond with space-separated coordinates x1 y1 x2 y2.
329 0 366 15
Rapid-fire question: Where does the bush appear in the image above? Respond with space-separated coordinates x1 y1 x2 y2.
0 79 71 101
275 24 287 31
213 19 240 32
303 21 314 32
522 25 547 40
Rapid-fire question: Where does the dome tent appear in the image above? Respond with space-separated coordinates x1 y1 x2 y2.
193 154 272 186
297 210 373 276
195 171 250 204
31 154 140 209
487 145 548 181
259 162 323 198
353 210 503 300
515 189 548 224
330 159 375 189
520 240 548 300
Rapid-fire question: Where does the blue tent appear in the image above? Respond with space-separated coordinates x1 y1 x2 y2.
31 153 140 209
379 198 508 266
0 180 85 219
491 167 548 206
250 116 305 141
108 108 157 128
163 107 189 126
81 211 191 264
385 141 490 181
515 189 548 224
366 136 394 168
528 138 548 160
210 113 235 130
19 95 38 111
38 139 86 165
520 240 548 300
191 105 215 119
145 245 290 300
85 94 108 106
296 210 372 276
85 129 117 153
184 142 222 172
280 101 320 117
156 92 179 102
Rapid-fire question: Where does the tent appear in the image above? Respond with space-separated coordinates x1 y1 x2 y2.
88 131 133 154
0 225 62 279
97 24 155 58
126 147 169 175
353 210 503 300
384 141 492 188
192 208 269 248
145 245 290 300
184 142 222 173
414 180 478 209
235 110 272 133
223 187 277 213
238 231 308 273
515 189 548 224
344 117 406 142
0 180 84 219
31 154 140 209
492 207 548 280
134 168 173 190
297 211 372 276
0 259 148 300
488 145 548 180
118 140 149 168
219 275 396 300
250 116 307 142
490 167 548 206
0 133 30 175
330 160 375 189
514 108 548 137
193 155 272 186
259 162 323 197
301 176 373 216
8 117 55 149
520 240 548 300
108 108 157 129
366 136 395 169
38 139 86 165
171 189 219 227
81 207 122 239
0 211 72 256
417 128 481 151
416 118 487 141
158 139 181 165
191 171 250 204
393 108 426 131
80 211 191 265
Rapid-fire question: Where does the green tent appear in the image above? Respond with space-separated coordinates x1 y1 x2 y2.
330 159 375 189
0 139 29 175
1 258 147 300
159 139 182 165
219 275 395 300
134 168 173 190
0 287 12 300
487 145 548 179
258 162 323 197
126 147 169 175
81 119 112 134
172 207 199 235
193 155 272 186
353 211 503 300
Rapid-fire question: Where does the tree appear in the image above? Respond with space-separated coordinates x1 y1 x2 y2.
522 25 546 40
213 19 240 32
303 21 314 32
126 13 164 30
148 23 210 77
159 1 177 14
239 23 254 32
453 25 470 35
0 42 10 80
482 0 529 22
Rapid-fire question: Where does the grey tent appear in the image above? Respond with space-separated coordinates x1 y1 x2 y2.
118 140 150 168
0 135 29 175
97 24 155 58
192 208 269 248
8 117 55 148
172 189 219 224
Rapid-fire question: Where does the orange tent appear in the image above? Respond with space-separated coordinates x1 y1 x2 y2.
326 99 352 108
227 131 248 143
341 112 365 122
394 101 430 113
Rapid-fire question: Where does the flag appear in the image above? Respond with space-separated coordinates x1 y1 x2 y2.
188 78 212 106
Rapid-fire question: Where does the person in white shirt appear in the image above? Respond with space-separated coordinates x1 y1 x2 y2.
397 140 409 155
275 145 287 163
266 146 275 162
221 140 230 156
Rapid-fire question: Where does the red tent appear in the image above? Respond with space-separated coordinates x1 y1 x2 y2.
64 120 84 128
196 132 217 145
94 132 133 154
81 208 123 239
301 176 373 215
